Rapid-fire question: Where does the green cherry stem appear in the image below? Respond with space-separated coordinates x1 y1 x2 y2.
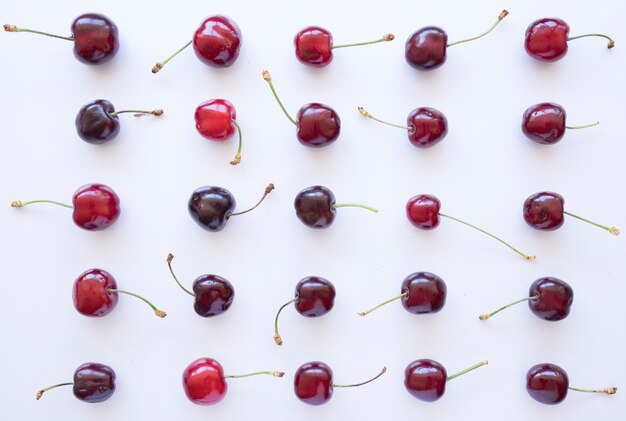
152 40 192 73
567 33 615 49
358 107 413 131
107 289 167 318
229 119 243 166
332 33 395 49
447 10 508 47
273 298 297 346
563 211 620 236
358 292 407 316
224 371 284 379
11 199 72 209
566 121 599 130
4 24 73 41
36 382 73 400
479 295 539 320
331 203 378 213
446 361 488 382
166 253 195 297
332 367 387 388
227 183 275 217
262 70 298 126
568 386 617 395
109 109 164 118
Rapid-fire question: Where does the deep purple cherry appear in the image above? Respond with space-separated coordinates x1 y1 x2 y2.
522 102 598 145
405 359 487 402
36 362 116 402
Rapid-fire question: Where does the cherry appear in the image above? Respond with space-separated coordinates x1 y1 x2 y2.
525 18 614 62
405 359 487 402
194 99 243 165
76 99 163 144
358 106 448 148
262 70 341 147
526 363 616 405
36 362 116 402
406 194 535 260
479 277 573 322
522 102 598 145
294 361 386 406
4 13 119 64
188 183 274 232
294 185 377 229
358 272 446 316
273 276 336 345
166 254 234 317
523 191 619 235
294 26 394 67
405 10 508 71
73 268 166 318
152 15 241 73
182 357 283 405
11 183 121 231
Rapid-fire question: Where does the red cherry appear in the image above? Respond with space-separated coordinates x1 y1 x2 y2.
194 99 243 165
522 102 599 145
405 359 487 402
72 183 121 231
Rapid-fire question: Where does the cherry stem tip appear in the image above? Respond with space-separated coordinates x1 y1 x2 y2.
4 24 17 32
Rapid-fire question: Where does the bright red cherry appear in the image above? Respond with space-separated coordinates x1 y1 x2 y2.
526 363 616 405
522 102 598 145
4 13 119 64
405 10 508 71
152 15 241 73
36 362 116 402
523 191 619 235
294 361 386 406
194 99 243 165
11 183 121 231
525 18 614 62
273 276 336 345
405 359 487 402
182 358 283 405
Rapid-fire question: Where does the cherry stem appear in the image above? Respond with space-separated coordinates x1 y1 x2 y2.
166 253 195 297
274 297 297 346
566 121 599 130
262 70 298 127
358 292 407 316
563 211 620 236
446 360 488 382
447 10 508 47
224 371 285 379
438 213 536 260
4 24 73 41
567 33 615 49
228 183 275 217
358 107 413 131
107 289 166 318
568 386 617 395
152 40 192 73
332 33 395 49
332 367 387 388
331 203 378 213
479 295 539 320
11 199 72 209
229 119 243 166
109 109 164 118
36 382 73 400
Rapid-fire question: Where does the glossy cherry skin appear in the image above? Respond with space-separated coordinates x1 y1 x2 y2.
294 26 333 67
529 277 573 321
525 18 569 62
526 363 569 404
294 361 333 405
404 359 447 402
294 277 335 316
73 362 116 403
522 103 566 144
192 275 235 317
523 192 564 231
72 183 121 231
75 100 120 144
296 103 341 147
405 27 447 71
195 99 236 140
72 268 118 317
193 15 242 67
407 108 448 148
401 272 446 314
406 194 440 230
188 186 236 232
294 186 335 228
183 358 227 405
71 14 119 64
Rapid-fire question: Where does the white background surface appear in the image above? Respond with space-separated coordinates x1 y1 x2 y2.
1 0 624 419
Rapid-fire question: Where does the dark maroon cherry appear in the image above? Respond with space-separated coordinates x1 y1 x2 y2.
406 193 535 260
525 18 614 62
36 362 116 402
5 13 119 64
167 254 234 317
405 10 508 71
188 183 274 232
11 183 121 231
405 359 487 402
480 277 572 322
522 102 598 145
194 98 243 165
526 363 616 405
294 185 377 229
523 191 619 235
152 15 241 73
273 276 336 345
294 361 386 406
